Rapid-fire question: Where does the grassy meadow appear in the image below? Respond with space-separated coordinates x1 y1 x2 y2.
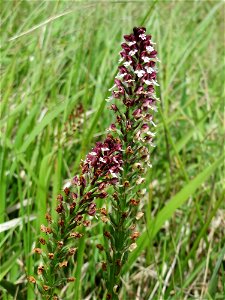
0 1 224 299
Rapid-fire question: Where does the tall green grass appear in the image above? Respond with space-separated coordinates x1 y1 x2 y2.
0 1 224 299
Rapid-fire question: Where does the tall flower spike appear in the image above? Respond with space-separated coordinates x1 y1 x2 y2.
102 27 160 299
29 136 123 299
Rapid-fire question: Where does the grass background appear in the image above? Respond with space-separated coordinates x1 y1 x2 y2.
0 0 224 299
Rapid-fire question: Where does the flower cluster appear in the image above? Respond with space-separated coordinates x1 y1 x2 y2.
29 27 159 300
82 135 123 184
29 136 123 299
108 27 159 149
99 27 159 299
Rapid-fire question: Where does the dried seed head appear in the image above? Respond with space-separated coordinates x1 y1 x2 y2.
137 188 146 195
100 208 107 216
136 211 144 220
70 202 76 214
102 262 107 271
129 243 137 252
59 261 68 268
129 223 136 230
37 265 44 275
71 192 78 200
33 248 42 254
39 238 46 245
83 220 91 227
75 214 83 223
116 259 122 267
101 216 109 223
64 187 70 196
67 277 76 282
40 225 52 234
57 194 63 202
88 203 96 216
70 232 83 238
45 212 52 223
48 253 54 259
126 145 133 154
104 231 111 239
129 199 140 206
131 231 140 240
122 211 129 218
57 241 64 248
43 285 49 291
96 244 104 251
132 163 142 170
56 203 64 214
58 219 64 227
136 177 145 185
123 181 130 187
28 275 36 283
68 248 77 256
113 193 118 200
113 285 119 294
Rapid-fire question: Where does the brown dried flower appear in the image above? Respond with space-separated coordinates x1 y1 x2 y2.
33 248 42 254
59 261 68 268
28 275 36 283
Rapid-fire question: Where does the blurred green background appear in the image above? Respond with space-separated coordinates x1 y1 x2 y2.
0 1 224 299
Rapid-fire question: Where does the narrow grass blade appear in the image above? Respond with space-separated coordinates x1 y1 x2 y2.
123 154 224 274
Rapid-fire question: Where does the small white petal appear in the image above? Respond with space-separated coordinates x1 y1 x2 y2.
134 70 145 78
143 56 151 63
124 61 132 67
127 41 136 46
129 49 138 56
129 243 137 252
146 46 154 52
146 131 156 137
152 79 160 86
136 177 145 185
110 171 118 178
99 157 106 163
89 152 97 156
139 34 146 40
144 80 151 85
136 212 144 220
145 66 155 74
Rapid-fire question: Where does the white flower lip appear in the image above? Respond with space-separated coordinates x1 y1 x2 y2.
145 66 154 74
143 56 151 63
129 49 138 56
144 80 151 85
152 79 160 86
123 61 132 67
89 152 97 156
101 147 110 151
99 157 106 163
139 33 146 40
127 41 136 46
134 69 145 78
146 46 154 52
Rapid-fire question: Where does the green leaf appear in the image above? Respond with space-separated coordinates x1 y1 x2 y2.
0 280 24 300
123 154 224 274
208 245 225 297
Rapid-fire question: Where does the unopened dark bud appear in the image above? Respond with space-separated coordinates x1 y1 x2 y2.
104 231 111 239
96 244 104 251
64 187 70 196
